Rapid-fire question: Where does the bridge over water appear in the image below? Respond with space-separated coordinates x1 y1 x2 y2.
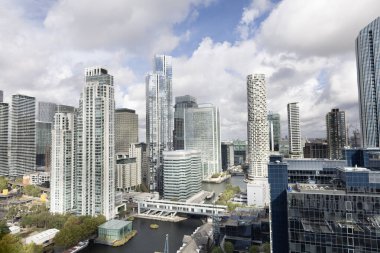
137 199 227 216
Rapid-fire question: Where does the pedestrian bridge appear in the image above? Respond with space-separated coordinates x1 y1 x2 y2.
137 199 227 216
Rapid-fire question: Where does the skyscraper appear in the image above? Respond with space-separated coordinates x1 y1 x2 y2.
356 17 380 148
173 95 198 150
10 94 36 177
246 74 270 207
37 101 57 122
326 108 347 159
247 74 269 179
115 108 138 155
268 112 281 151
36 122 52 168
0 102 9 176
50 112 76 214
184 104 221 179
76 67 115 219
0 90 3 103
287 102 302 158
146 55 173 192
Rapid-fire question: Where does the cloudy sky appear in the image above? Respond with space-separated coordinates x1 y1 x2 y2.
1 0 380 141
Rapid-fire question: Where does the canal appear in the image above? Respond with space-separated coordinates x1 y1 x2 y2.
83 175 245 253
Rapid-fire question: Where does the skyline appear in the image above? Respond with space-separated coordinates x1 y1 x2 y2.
2 0 380 141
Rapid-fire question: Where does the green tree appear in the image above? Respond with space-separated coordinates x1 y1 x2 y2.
23 243 43 253
23 185 41 197
249 245 259 253
0 220 9 239
0 234 23 253
0 177 7 191
211 246 223 253
262 242 270 253
223 241 234 253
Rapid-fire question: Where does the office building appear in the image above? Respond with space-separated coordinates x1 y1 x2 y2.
23 171 50 186
326 108 347 159
36 122 52 168
129 143 149 189
184 104 221 179
173 95 198 150
116 158 140 192
50 112 76 214
218 208 270 251
246 74 270 207
9 94 36 177
56 105 75 114
303 139 328 158
0 103 9 176
268 155 288 253
37 102 57 122
76 67 115 220
233 140 247 165
287 102 302 158
268 112 281 151
344 147 380 171
288 166 380 253
356 17 380 148
163 150 201 201
115 108 138 155
221 141 234 170
146 55 173 193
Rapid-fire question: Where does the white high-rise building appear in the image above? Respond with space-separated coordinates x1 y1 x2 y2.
247 74 269 179
0 102 9 176
163 150 201 201
50 112 76 214
146 55 173 193
287 102 302 158
76 67 115 220
184 104 221 179
246 74 270 207
10 94 36 177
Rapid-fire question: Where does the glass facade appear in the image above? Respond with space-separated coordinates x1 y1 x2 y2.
146 55 173 193
184 104 221 179
268 112 281 151
10 94 36 177
173 95 197 150
356 17 380 148
268 155 289 253
36 121 52 167
115 108 138 154
288 167 380 253
98 220 133 243
344 148 380 171
0 103 9 176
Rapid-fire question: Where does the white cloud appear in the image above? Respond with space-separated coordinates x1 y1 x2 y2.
258 0 380 56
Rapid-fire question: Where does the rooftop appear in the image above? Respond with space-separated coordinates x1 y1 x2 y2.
99 219 132 230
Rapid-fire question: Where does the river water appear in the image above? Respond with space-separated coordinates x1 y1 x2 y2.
83 175 245 253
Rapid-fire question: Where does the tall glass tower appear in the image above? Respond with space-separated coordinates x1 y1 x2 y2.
76 67 115 220
268 112 281 152
356 17 380 148
173 95 198 150
146 55 173 193
184 104 221 179
10 94 36 177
